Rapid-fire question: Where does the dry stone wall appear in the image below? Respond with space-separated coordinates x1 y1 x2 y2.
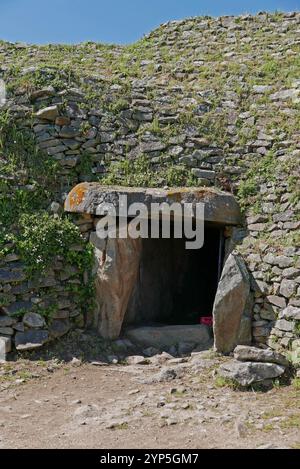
0 11 299 358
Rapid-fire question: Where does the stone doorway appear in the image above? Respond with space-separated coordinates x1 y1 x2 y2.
65 184 250 353
121 222 223 353
124 224 223 328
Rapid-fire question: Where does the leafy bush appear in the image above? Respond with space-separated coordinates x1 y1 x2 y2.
16 213 88 275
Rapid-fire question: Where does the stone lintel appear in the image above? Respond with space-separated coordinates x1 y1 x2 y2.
64 183 242 226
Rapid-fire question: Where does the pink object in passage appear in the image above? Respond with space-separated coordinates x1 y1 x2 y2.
199 317 213 326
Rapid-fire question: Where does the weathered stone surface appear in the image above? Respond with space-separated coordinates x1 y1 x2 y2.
266 295 286 308
233 345 289 367
279 306 300 320
270 89 299 101
253 85 272 94
143 346 160 357
213 254 251 353
219 360 286 386
260 308 276 321
263 255 294 268
177 342 195 355
126 324 212 350
0 269 26 284
274 319 295 332
23 312 46 329
141 367 182 384
3 301 32 316
92 230 142 339
30 86 55 100
280 279 297 298
65 184 242 226
15 330 49 351
35 105 59 121
0 327 14 336
275 256 294 269
126 355 149 365
282 267 299 279
13 322 25 332
0 336 12 361
49 320 71 338
0 316 16 327
191 168 215 180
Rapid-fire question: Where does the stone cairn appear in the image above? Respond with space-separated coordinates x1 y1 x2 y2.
0 12 299 363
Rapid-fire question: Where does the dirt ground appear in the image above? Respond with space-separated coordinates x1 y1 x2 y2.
0 339 299 449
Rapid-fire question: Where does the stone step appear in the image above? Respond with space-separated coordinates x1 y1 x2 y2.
125 324 212 350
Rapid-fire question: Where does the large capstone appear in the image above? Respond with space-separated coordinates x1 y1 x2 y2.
64 184 242 226
213 254 252 354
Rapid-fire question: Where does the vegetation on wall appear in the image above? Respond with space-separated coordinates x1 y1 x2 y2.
102 155 198 188
0 110 95 321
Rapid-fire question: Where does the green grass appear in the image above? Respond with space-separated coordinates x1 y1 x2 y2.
281 415 300 429
292 378 300 390
214 376 239 389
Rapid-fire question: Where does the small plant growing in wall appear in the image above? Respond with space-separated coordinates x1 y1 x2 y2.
102 154 198 187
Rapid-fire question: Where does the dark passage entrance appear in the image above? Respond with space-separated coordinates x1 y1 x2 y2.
124 224 224 327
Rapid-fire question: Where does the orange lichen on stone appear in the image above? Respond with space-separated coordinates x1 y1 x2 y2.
166 191 184 203
65 182 89 211
166 188 218 203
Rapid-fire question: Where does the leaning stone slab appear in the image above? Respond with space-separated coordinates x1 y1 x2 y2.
213 254 251 353
219 360 286 387
92 231 142 339
15 330 49 351
0 337 12 361
233 345 289 367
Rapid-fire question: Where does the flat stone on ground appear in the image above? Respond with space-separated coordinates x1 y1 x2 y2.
219 360 286 387
126 355 150 365
125 324 212 350
233 345 289 367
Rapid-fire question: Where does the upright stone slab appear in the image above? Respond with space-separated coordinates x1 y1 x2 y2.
91 230 142 339
213 254 251 353
0 336 12 361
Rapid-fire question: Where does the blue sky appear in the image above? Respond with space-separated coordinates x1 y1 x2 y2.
0 0 299 44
